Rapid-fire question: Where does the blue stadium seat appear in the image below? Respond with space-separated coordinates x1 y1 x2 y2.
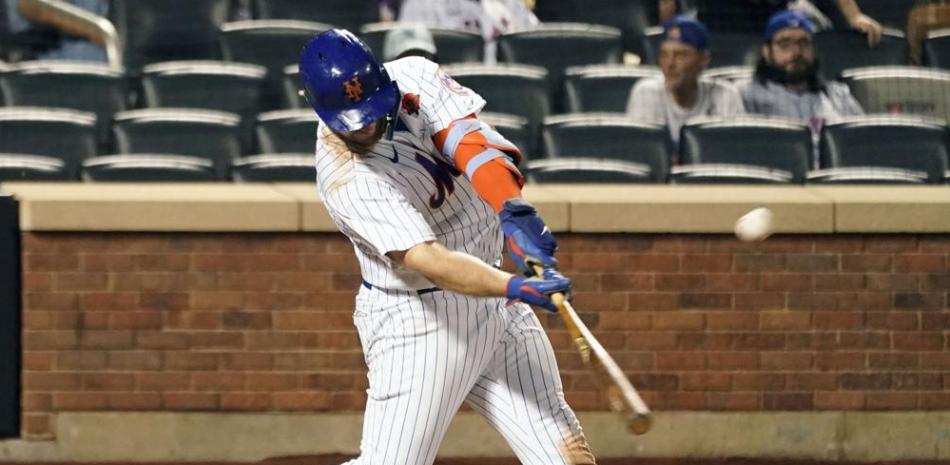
252 0 377 32
0 154 68 181
82 154 216 182
232 153 316 182
0 107 97 179
359 23 484 64
924 28 950 69
842 66 950 123
255 110 319 154
814 30 906 80
526 158 656 183
564 65 660 113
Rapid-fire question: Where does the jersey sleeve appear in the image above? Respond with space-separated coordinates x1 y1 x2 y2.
409 58 487 134
325 177 437 257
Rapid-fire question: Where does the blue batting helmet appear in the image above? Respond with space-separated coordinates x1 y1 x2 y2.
299 29 399 133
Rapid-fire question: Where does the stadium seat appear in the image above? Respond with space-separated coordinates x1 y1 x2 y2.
255 110 319 154
232 153 316 182
497 23 623 107
643 29 760 68
220 20 333 109
443 64 550 148
359 24 484 64
924 28 950 69
842 66 950 123
0 61 127 146
112 109 243 180
82 154 217 182
814 30 906 80
563 65 660 113
0 154 68 181
252 0 377 32
673 117 812 184
542 114 670 182
813 115 948 184
0 107 97 179
807 167 930 184
847 0 915 30
110 0 232 73
525 158 656 183
140 61 266 115
281 65 306 109
702 65 754 82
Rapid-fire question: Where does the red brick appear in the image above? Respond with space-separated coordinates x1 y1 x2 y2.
193 372 245 391
111 312 164 330
274 392 333 410
919 352 950 369
81 254 135 272
760 352 813 370
786 373 837 390
759 237 816 253
570 293 628 312
813 311 864 329
25 254 79 271
247 373 302 391
706 312 758 330
677 293 732 310
839 373 891 390
680 254 733 272
707 352 759 370
109 393 162 410
865 236 917 253
601 274 654 292
22 372 81 390
869 353 919 369
22 413 52 437
163 393 219 410
108 351 162 370
866 393 917 410
894 293 945 310
79 330 134 349
244 292 305 311
56 352 107 370
23 330 78 350
656 352 705 370
761 274 813 292
652 237 705 252
653 312 704 330
247 333 305 351
625 332 678 350
22 352 52 371
734 293 786 310
841 255 892 272
786 255 839 272
135 332 189 350
568 253 629 272
764 393 813 410
814 236 864 253
331 273 364 291
681 373 731 391
274 272 334 292
653 392 706 410
759 311 811 330
815 392 864 409
300 254 360 273
866 274 918 291
596 312 650 330
82 373 135 390
921 273 950 291
22 393 50 411
919 392 950 409
55 272 108 291
627 293 678 311
735 254 786 272
136 372 192 391
893 373 943 390
704 274 758 292
220 393 272 410
814 274 865 291
785 332 815 350
133 254 190 271
918 237 950 252
24 293 79 311
187 331 244 349
893 332 944 351
222 352 274 371
164 352 220 371
140 293 189 311
274 237 328 253
190 292 243 310
866 312 918 330
80 312 110 329
23 272 52 291
655 274 706 291
733 373 785 390
166 311 220 330
708 393 761 410
624 255 680 273
735 333 785 350
52 393 109 410
894 254 945 272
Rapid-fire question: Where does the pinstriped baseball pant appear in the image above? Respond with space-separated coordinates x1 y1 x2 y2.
346 285 596 465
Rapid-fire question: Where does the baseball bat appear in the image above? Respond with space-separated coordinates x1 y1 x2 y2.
534 265 653 435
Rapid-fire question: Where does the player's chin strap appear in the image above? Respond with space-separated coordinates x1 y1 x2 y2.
384 81 402 142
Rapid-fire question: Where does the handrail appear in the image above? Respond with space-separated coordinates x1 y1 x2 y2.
16 0 122 69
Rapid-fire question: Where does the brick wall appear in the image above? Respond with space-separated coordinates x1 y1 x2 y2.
18 232 950 438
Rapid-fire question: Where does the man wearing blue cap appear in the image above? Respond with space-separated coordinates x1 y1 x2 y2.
627 15 744 152
738 9 863 165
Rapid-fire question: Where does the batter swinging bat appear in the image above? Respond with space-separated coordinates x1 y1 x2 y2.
534 265 653 435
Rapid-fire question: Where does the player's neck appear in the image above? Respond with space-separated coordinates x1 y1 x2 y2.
668 81 700 109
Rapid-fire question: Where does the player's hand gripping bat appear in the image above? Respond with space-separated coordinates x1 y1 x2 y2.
533 264 653 435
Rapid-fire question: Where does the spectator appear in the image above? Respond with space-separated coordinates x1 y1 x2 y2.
659 0 883 46
3 0 108 62
907 0 950 65
398 0 538 63
738 9 863 165
383 22 437 61
627 15 744 152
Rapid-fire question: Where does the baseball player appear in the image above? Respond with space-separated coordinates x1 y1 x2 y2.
299 29 596 465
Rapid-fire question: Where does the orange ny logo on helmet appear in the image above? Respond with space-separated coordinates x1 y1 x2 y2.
343 77 363 102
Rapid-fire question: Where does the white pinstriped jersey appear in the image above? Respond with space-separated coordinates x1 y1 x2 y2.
315 56 502 291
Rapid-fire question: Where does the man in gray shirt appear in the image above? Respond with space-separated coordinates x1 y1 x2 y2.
627 15 745 155
738 10 863 165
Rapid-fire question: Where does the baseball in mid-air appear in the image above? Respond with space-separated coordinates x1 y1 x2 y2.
734 207 774 242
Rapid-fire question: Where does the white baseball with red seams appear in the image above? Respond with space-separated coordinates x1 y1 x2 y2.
315 56 594 465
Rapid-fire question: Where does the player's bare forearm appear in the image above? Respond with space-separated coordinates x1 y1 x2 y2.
390 241 511 297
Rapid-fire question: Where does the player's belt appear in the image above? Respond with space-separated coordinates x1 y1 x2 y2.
361 280 441 295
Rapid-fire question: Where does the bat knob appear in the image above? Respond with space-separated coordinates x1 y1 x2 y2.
628 413 653 435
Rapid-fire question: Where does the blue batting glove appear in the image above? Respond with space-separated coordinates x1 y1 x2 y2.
499 198 557 277
505 268 571 312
